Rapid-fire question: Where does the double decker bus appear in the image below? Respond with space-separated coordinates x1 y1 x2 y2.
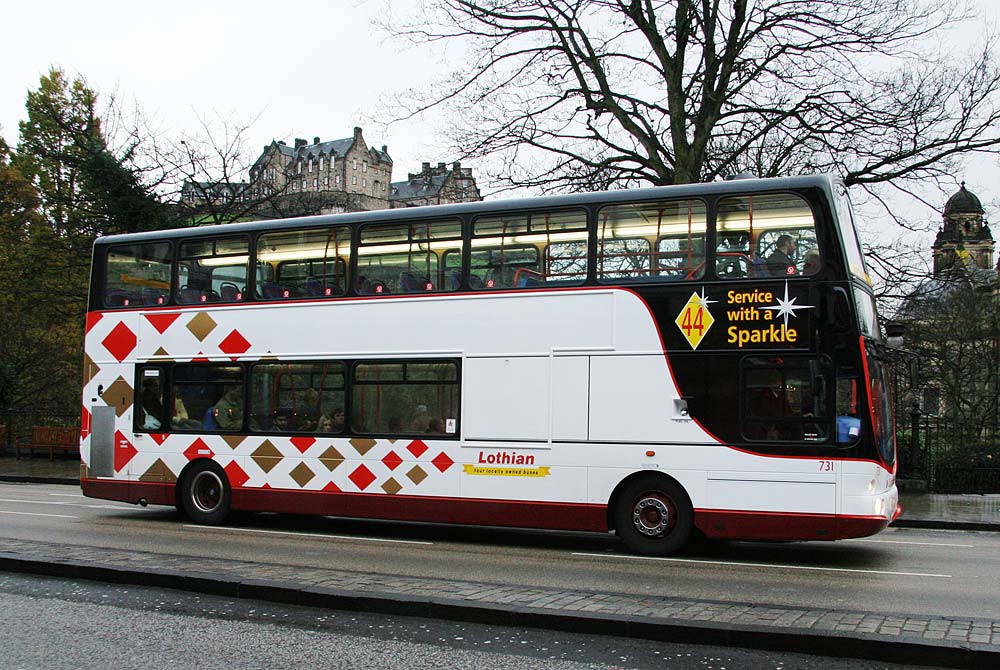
81 174 898 555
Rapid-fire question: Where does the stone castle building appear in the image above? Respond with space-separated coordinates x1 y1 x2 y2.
245 127 480 214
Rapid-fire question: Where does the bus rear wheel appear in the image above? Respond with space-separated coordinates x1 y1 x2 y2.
614 475 693 556
179 462 231 525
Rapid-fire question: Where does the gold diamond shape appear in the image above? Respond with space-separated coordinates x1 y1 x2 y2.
319 446 344 471
82 353 100 387
290 462 315 487
252 440 282 473
675 291 715 350
152 347 173 360
103 376 134 417
407 465 428 486
381 477 402 495
139 458 177 483
222 435 246 449
186 312 218 342
350 438 377 455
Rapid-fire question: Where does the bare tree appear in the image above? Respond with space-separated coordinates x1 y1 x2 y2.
381 0 1000 198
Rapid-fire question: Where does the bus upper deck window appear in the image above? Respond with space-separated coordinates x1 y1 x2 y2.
716 193 820 279
103 242 172 308
177 237 249 305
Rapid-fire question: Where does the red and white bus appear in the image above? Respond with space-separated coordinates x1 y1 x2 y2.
81 174 898 555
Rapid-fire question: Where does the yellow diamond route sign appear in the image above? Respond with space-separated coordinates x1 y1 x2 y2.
675 291 715 349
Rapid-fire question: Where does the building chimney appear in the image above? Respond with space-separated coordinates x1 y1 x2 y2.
381 145 388 154
313 136 320 145
452 161 461 173
354 126 363 139
294 138 307 149
422 162 431 173
438 162 446 171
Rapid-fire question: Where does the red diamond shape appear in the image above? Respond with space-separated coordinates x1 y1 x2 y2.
102 322 137 362
145 312 181 334
322 481 342 492
382 450 403 471
184 438 214 461
431 451 454 473
348 464 376 490
114 431 137 472
225 460 249 488
407 439 428 458
148 433 168 446
85 312 103 334
80 406 90 440
290 437 315 454
219 329 251 357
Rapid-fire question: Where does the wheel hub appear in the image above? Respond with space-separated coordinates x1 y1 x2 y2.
633 496 672 536
191 471 223 514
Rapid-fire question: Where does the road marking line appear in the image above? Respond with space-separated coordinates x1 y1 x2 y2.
0 510 77 519
183 525 433 545
0 497 132 510
0 497 72 506
844 538 974 548
571 552 952 578
47 493 88 498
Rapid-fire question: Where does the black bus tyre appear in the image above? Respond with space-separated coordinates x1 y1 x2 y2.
614 475 693 556
179 462 231 525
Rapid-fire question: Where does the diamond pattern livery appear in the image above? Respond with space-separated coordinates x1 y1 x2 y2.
407 439 428 458
381 478 402 495
350 438 377 455
407 465 428 486
290 437 315 454
102 322 137 362
184 438 214 461
225 460 250 488
290 462 316 488
319 446 344 471
114 431 137 472
431 451 455 473
348 464 376 491
145 312 181 335
219 329 252 357
382 450 403 471
252 440 282 473
186 312 217 342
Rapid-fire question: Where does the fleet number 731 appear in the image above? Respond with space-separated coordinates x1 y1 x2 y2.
819 460 835 472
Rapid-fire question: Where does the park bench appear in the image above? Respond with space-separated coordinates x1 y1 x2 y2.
16 426 79 460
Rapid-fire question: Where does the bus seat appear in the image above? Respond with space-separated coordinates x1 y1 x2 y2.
261 281 282 299
105 289 129 307
305 277 323 296
450 272 462 291
219 283 240 302
179 287 203 304
141 288 164 305
469 274 485 289
400 272 427 292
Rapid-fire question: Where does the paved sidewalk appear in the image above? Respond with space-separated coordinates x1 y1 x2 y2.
0 536 997 668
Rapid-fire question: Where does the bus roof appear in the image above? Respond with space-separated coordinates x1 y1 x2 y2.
96 174 840 246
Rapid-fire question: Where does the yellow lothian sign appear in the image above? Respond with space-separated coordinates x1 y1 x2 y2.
675 291 714 349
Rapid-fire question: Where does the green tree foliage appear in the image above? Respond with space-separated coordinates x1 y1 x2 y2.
2 69 167 413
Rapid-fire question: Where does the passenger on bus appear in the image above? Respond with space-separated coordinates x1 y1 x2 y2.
766 235 798 277
426 417 445 434
140 378 165 430
803 247 821 275
213 386 244 430
271 407 293 432
410 404 431 432
317 408 345 434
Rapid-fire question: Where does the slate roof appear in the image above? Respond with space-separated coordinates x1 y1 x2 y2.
390 174 450 201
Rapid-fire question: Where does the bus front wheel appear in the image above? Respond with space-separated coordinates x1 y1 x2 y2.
179 462 231 525
614 475 693 556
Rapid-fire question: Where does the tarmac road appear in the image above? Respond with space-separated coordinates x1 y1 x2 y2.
0 481 997 622
2 481 998 667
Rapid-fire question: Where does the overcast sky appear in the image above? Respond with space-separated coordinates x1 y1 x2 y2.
0 1 449 177
2 0 998 246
